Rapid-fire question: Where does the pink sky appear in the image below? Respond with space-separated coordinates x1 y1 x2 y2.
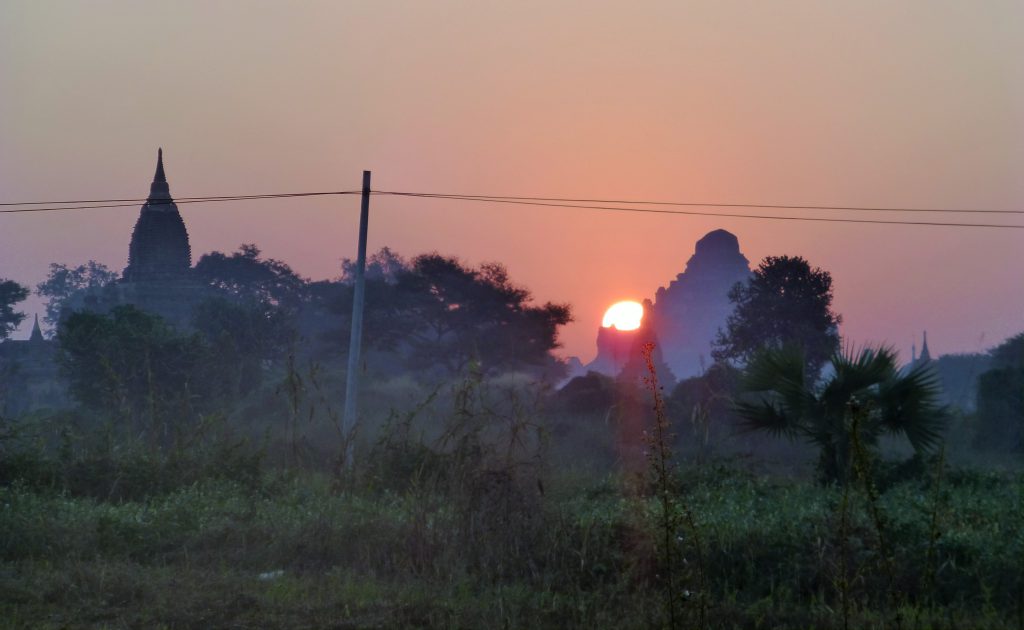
1 1 1022 362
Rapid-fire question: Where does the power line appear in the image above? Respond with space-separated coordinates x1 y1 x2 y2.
5 189 1024 215
0 190 360 207
1 187 1022 229
378 191 1024 230
0 191 361 214
372 191 1024 215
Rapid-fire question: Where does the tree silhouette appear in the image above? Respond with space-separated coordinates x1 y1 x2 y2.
35 261 118 330
57 306 211 435
195 244 308 311
0 279 29 341
396 254 572 376
975 332 1024 452
713 255 841 380
192 297 293 398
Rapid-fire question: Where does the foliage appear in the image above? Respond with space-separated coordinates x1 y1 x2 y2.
192 297 294 398
0 278 29 340
736 345 945 484
194 244 309 311
340 245 408 284
974 333 1024 454
56 305 212 438
2 434 1022 629
713 255 842 380
34 261 118 330
640 342 707 629
311 250 418 357
318 252 572 376
395 253 572 376
0 367 1021 628
989 332 1024 370
667 362 742 454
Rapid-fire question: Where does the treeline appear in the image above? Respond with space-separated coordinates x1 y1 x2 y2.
1 245 571 442
2 246 1022 462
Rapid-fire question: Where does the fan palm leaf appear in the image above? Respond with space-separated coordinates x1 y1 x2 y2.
736 344 946 483
737 345 816 438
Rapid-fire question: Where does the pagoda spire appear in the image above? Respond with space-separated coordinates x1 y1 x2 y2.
29 314 43 343
124 147 192 281
154 147 166 182
919 331 931 362
148 147 171 202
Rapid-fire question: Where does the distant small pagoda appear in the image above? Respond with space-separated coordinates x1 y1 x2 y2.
0 314 65 415
908 330 933 369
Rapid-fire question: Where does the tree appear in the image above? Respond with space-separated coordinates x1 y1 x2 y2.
192 297 293 398
989 332 1024 369
713 255 841 380
341 246 407 284
975 333 1024 452
736 345 945 484
194 244 309 310
57 305 211 438
0 279 29 340
306 248 415 361
35 261 118 330
394 254 572 376
668 362 742 455
311 250 571 376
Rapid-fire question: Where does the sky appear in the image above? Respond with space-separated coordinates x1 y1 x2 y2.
1 1 1022 362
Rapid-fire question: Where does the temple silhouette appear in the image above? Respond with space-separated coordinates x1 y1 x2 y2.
73 148 211 328
1 149 211 414
583 229 752 381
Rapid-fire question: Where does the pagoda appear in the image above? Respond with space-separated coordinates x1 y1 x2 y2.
110 149 210 328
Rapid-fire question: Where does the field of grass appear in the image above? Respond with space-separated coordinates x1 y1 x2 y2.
1 430 1022 629
0 371 1018 628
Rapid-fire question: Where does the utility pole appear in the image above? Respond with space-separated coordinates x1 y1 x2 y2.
342 170 371 469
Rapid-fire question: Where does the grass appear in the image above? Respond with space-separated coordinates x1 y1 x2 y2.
1 455 1022 628
1 371 1021 628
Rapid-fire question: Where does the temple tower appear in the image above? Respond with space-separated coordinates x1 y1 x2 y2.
650 229 752 378
110 149 210 329
123 148 192 282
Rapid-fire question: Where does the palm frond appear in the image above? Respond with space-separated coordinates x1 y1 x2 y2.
875 361 946 452
822 345 898 402
734 399 802 439
742 346 815 419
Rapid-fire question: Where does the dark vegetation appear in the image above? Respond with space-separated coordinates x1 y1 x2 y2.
976 334 1024 452
713 255 841 380
1 247 1023 629
0 279 29 340
736 345 945 485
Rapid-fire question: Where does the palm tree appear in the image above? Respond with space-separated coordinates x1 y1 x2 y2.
736 345 945 484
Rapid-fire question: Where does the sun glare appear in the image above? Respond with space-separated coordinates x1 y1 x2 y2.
602 300 644 331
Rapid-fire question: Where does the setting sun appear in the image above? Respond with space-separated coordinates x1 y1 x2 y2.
601 300 644 331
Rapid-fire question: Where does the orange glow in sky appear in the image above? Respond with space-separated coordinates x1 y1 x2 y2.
602 301 644 331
